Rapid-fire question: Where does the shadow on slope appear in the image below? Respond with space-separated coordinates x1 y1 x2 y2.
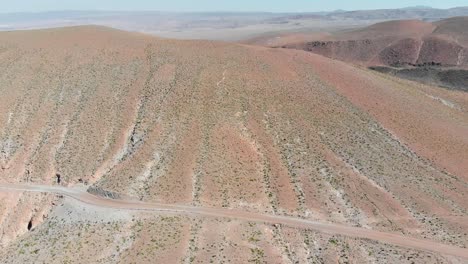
369 66 468 92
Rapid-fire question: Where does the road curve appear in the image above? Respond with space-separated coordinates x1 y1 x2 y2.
1 183 467 259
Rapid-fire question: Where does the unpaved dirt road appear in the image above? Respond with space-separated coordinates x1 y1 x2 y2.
1 183 467 259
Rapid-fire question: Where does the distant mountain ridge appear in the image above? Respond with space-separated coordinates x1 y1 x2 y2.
1 7 468 41
325 6 468 21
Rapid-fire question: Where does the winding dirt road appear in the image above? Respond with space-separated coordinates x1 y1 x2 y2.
1 183 467 259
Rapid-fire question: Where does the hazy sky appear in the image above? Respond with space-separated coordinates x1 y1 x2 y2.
2 0 468 13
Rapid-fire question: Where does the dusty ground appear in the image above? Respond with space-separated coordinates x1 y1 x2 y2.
1 184 467 259
0 26 467 263
0 188 466 264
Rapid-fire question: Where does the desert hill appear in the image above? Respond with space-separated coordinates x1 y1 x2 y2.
433 16 468 45
277 17 468 68
0 26 467 263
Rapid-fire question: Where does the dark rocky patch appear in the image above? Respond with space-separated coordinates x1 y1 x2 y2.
369 66 468 92
87 186 122 200
27 219 33 231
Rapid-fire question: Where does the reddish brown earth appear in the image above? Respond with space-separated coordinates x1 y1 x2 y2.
276 17 468 67
0 26 467 263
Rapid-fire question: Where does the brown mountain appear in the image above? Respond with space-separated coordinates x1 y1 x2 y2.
0 26 467 263
279 17 468 67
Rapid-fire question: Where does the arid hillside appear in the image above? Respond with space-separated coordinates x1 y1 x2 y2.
277 17 468 67
0 26 467 263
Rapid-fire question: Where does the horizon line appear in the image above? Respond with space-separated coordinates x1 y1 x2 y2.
1 6 467 15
